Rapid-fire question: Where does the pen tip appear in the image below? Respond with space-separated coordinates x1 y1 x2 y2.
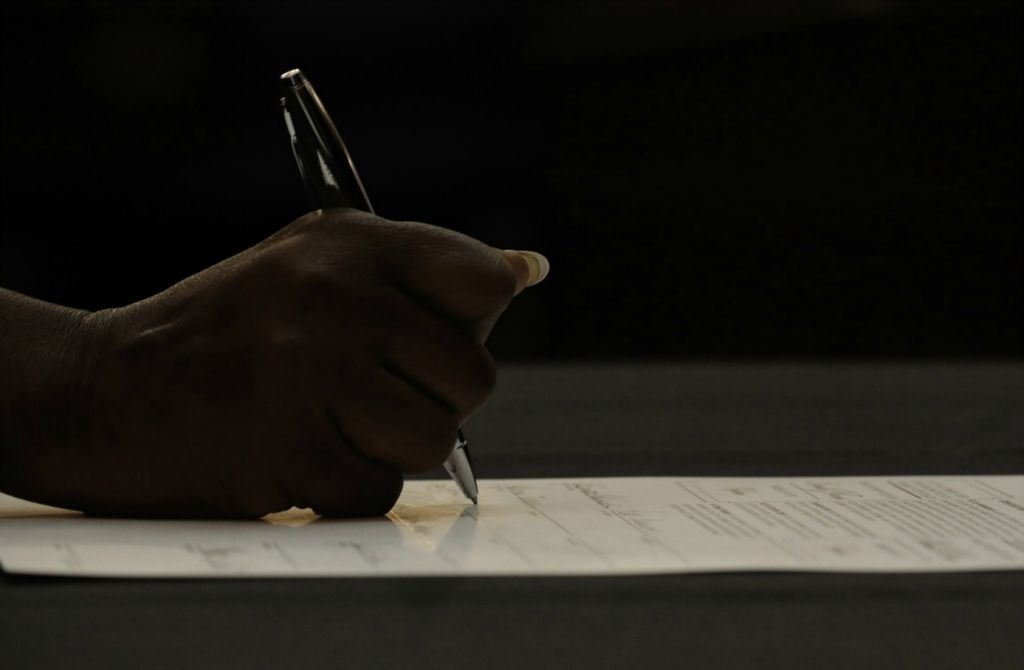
471 496 478 505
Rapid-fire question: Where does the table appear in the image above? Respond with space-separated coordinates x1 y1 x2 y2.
2 363 1022 669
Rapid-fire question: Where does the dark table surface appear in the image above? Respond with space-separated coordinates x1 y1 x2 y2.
2 363 1023 670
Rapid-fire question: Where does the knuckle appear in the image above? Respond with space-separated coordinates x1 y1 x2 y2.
310 469 404 518
404 411 459 473
474 349 498 396
353 473 404 517
316 208 390 245
304 207 356 229
353 434 389 465
287 255 338 294
460 348 497 415
294 208 325 229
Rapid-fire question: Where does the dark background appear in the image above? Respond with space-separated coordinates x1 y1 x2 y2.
1 0 1021 359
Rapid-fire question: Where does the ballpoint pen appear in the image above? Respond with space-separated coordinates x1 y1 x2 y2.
279 68 479 504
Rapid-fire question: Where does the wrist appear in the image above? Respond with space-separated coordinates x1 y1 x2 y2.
0 289 113 504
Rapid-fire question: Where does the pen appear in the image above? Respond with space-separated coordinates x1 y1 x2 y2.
279 68 480 504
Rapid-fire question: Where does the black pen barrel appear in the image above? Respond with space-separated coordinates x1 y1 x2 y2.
280 68 374 213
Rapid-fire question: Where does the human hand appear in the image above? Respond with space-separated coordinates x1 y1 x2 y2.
3 209 546 518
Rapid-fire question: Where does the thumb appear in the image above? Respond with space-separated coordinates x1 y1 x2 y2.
500 250 550 296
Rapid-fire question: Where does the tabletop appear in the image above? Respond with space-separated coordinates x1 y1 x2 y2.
2 362 1022 670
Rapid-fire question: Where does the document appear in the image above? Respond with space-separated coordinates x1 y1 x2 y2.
1 476 1022 577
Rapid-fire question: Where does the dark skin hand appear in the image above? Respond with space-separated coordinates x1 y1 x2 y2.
0 208 547 518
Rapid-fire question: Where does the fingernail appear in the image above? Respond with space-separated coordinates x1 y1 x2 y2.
516 250 550 286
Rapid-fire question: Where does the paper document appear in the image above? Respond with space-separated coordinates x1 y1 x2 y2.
1 476 1022 577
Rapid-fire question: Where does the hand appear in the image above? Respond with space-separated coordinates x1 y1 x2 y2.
1 209 547 518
